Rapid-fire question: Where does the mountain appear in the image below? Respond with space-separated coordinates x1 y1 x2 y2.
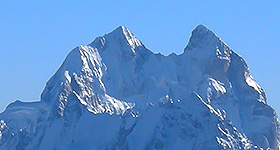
0 25 279 150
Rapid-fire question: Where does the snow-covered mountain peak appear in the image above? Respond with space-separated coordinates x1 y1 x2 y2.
0 25 279 150
182 25 232 80
89 26 146 56
184 24 223 51
192 24 211 36
39 45 134 118
105 25 133 41
109 25 133 39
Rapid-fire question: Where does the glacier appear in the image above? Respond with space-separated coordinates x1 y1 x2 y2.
0 25 279 150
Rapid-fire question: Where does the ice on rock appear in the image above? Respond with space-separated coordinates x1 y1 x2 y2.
0 25 279 150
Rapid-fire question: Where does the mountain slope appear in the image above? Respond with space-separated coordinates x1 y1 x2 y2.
0 25 279 150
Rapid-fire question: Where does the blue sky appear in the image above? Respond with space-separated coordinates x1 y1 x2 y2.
0 1 279 115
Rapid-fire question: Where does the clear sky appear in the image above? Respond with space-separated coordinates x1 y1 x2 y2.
0 1 279 115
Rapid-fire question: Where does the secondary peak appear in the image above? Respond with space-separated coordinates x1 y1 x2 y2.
184 24 220 51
